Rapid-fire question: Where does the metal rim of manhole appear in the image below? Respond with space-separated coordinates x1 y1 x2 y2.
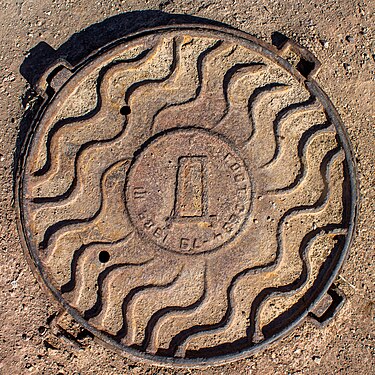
16 23 357 367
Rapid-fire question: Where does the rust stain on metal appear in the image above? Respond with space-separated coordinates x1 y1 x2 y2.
16 24 357 367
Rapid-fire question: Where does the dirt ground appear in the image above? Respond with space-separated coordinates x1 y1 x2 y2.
0 0 374 374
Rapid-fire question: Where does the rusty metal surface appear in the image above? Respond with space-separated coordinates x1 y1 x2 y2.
16 24 357 367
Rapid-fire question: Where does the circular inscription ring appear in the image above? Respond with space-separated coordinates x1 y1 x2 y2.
16 23 357 367
126 128 252 254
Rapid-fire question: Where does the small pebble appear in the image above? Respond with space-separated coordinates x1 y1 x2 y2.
346 35 354 43
320 39 329 48
313 355 321 364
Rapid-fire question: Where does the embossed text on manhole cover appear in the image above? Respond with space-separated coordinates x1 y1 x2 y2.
16 24 357 366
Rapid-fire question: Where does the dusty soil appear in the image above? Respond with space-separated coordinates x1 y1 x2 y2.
0 0 374 374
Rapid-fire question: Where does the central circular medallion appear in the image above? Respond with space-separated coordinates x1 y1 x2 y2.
126 128 252 254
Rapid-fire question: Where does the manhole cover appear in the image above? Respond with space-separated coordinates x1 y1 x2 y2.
16 24 357 366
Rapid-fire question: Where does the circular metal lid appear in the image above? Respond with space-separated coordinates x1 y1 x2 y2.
16 24 357 367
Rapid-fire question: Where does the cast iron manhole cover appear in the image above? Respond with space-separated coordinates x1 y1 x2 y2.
16 24 357 366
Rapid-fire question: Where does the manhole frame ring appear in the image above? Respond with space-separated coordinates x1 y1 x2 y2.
15 23 358 368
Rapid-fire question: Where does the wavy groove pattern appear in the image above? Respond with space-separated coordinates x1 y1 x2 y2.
133 266 207 350
43 159 133 286
152 43 265 132
88 257 183 335
261 96 321 167
33 48 153 178
60 234 134 294
83 258 155 319
114 268 184 340
160 148 345 356
31 40 172 198
22 30 352 362
266 122 333 193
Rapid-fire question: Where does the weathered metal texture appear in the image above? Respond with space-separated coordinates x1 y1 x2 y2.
16 24 357 367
